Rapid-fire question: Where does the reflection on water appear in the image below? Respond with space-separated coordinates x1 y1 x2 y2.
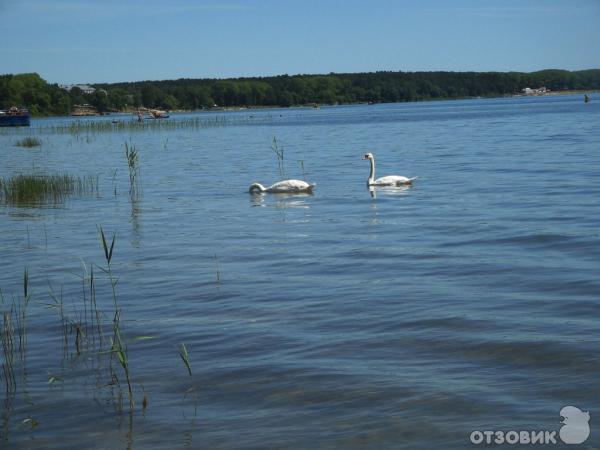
129 198 142 247
249 192 313 209
368 184 412 198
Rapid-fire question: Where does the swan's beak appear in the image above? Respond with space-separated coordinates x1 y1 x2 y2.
362 155 369 160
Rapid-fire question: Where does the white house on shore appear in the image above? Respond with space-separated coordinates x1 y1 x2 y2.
522 86 549 95
59 84 97 94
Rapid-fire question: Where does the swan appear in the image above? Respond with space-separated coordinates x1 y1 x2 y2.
248 179 316 194
363 153 417 186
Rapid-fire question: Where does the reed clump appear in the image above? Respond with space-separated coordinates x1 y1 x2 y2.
0 173 98 206
15 136 42 147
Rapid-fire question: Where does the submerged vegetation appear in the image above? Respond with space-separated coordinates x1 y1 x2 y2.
2 70 600 116
0 173 98 206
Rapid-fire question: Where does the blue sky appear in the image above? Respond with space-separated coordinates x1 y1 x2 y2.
1 0 599 84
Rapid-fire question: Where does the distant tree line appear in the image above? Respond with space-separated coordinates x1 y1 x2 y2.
2 69 599 116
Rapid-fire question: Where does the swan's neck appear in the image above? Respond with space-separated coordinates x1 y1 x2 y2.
368 157 375 182
249 183 266 193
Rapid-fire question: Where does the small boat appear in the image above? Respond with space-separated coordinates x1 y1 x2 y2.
0 107 30 127
148 109 169 119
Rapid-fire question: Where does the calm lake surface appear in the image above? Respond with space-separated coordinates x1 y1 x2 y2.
1 95 599 449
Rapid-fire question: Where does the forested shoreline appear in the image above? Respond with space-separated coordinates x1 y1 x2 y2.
1 69 599 116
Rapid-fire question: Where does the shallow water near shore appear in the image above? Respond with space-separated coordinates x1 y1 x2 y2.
1 95 599 449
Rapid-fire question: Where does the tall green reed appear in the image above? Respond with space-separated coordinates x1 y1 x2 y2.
124 142 141 198
98 226 134 411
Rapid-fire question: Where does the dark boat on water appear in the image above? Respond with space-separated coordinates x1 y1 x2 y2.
0 107 30 127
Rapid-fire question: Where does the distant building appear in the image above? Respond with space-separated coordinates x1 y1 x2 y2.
59 84 97 95
71 104 99 116
522 86 549 96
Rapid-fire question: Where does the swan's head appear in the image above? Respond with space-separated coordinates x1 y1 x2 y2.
362 153 374 160
248 182 266 194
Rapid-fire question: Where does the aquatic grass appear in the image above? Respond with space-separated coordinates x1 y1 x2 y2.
1 223 221 419
98 226 135 411
99 226 116 267
111 314 134 411
178 343 192 377
1 311 17 395
271 137 285 179
16 268 31 361
1 269 31 395
38 114 273 135
299 159 307 179
15 136 42 148
124 142 141 198
179 342 198 415
89 265 103 346
0 173 99 206
2 227 145 417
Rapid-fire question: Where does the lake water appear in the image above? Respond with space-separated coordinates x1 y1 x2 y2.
1 95 599 449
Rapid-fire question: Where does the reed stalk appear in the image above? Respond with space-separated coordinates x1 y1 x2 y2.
98 226 134 411
124 142 141 198
1 311 16 395
178 343 192 377
271 137 285 180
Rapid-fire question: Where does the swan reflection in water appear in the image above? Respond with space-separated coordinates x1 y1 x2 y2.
249 191 313 209
368 184 412 199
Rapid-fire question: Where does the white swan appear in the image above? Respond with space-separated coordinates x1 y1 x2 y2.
248 179 316 194
363 153 417 186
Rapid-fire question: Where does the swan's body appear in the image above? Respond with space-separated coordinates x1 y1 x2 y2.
363 153 416 186
249 179 316 194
